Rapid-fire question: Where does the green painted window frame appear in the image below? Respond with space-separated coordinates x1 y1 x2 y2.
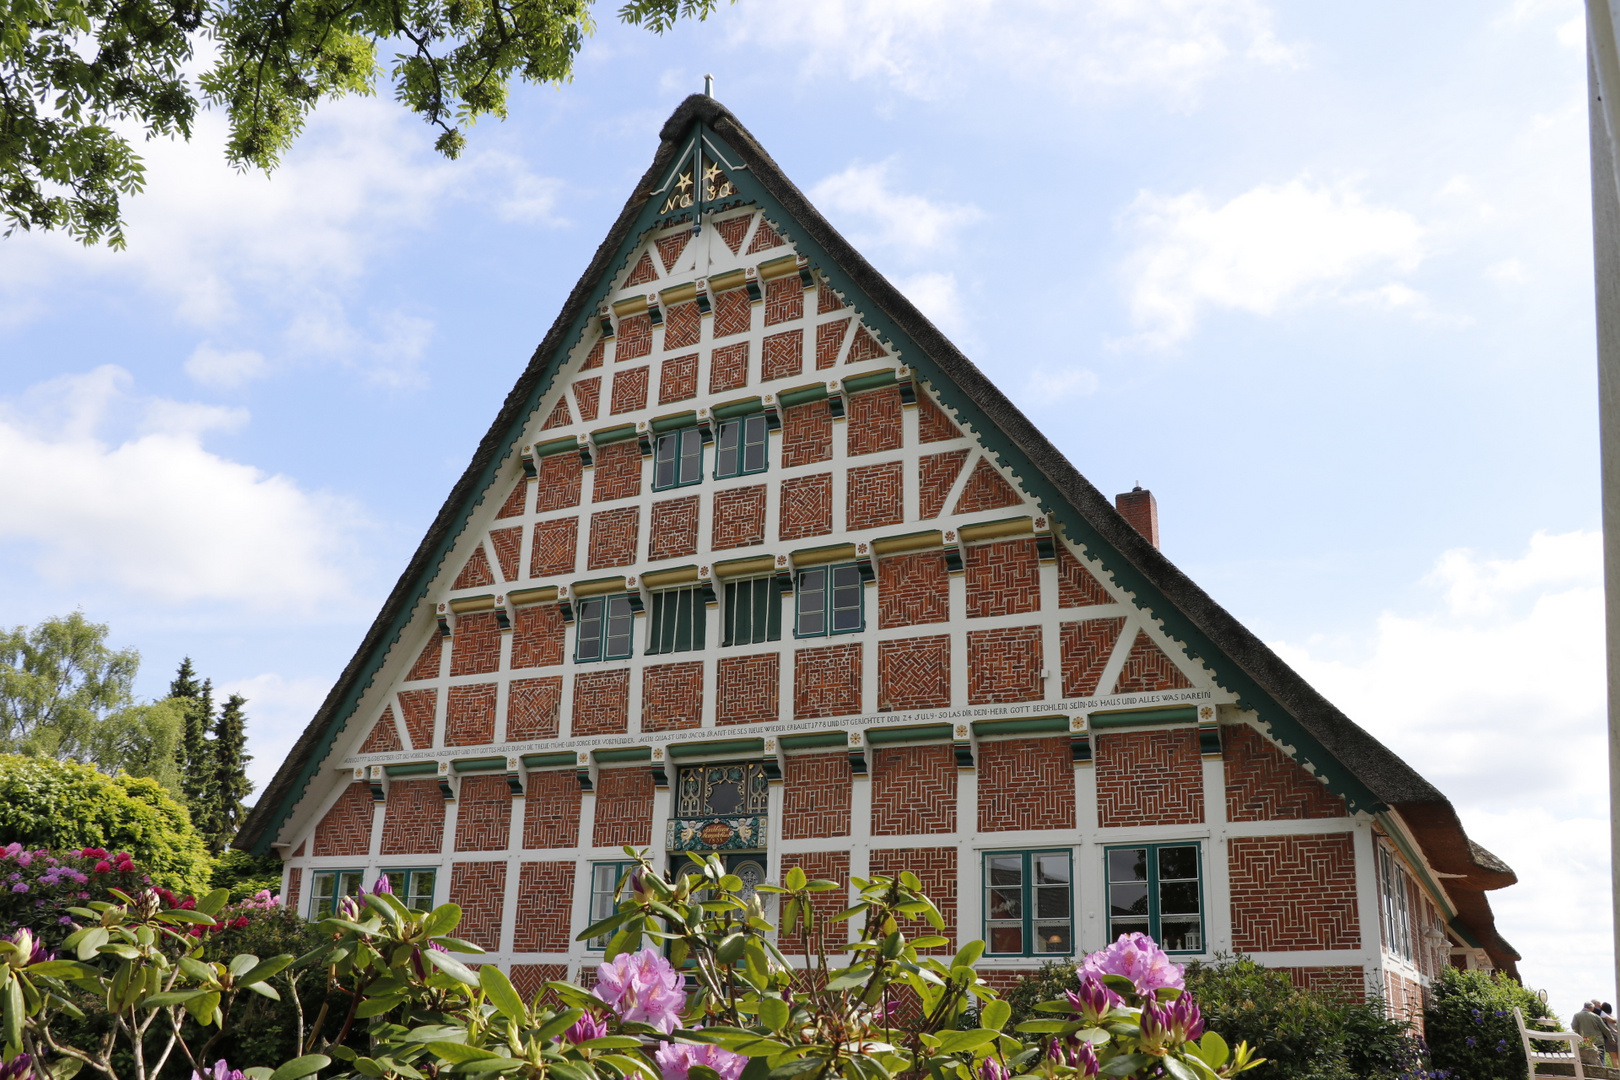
653 428 705 491
1104 842 1205 954
723 576 781 646
714 414 769 479
588 860 639 950
647 587 706 655
794 564 864 637
380 867 438 912
576 595 635 663
982 849 1074 957
309 868 364 920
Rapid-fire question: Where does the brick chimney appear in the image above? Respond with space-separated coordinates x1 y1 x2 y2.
1115 486 1159 549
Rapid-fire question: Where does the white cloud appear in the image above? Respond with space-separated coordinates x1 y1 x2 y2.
185 343 269 389
222 672 335 796
0 366 365 614
1119 176 1426 345
727 0 1300 103
896 271 968 335
1270 530 1607 1012
1024 367 1102 401
810 162 981 256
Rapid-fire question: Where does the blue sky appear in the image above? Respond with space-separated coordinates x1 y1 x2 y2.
0 0 1605 1014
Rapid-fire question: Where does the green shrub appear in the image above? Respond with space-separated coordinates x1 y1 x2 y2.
1425 965 1558 1079
0 754 211 892
210 847 283 901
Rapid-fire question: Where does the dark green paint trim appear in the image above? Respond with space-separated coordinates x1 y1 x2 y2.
972 716 1069 737
652 411 698 432
713 396 764 420
596 747 652 764
534 436 579 458
668 738 764 759
777 384 828 408
522 753 576 769
842 370 897 394
1089 706 1198 729
384 763 437 777
866 723 953 745
452 757 508 773
780 733 848 750
592 424 639 445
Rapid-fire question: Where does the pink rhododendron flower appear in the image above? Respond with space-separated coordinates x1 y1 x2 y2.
654 1038 745 1080
2 844 21 860
92 861 111 874
560 1013 607 1045
1079 933 1184 995
1065 976 1122 1025
595 946 686 1033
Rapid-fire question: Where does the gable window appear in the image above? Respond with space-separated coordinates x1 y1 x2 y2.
715 414 769 479
1379 846 1413 961
653 428 704 491
648 587 706 655
381 868 437 912
310 869 364 920
984 850 1072 957
576 595 635 662
795 564 863 636
723 576 781 646
588 860 638 949
1105 843 1203 953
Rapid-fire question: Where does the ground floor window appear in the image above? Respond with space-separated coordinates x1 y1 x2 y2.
1105 843 1204 953
310 869 364 920
588 861 638 949
381 867 437 911
983 850 1073 956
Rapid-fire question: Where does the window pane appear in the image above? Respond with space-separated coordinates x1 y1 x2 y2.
723 582 743 646
743 415 768 473
798 569 826 635
1109 848 1148 882
716 420 740 477
1160 918 1202 953
831 565 862 632
1110 917 1151 939
1035 854 1069 885
1157 846 1198 880
748 579 767 644
1159 881 1200 915
408 870 435 911
1034 923 1072 954
1035 885 1070 920
384 870 406 896
988 888 1023 920
577 599 603 661
987 855 1023 886
679 429 703 485
606 596 634 659
988 924 1024 954
338 871 364 898
1109 882 1149 918
655 433 677 489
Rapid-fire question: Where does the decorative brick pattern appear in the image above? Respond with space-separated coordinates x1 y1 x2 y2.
966 626 1044 704
762 329 804 381
511 605 564 669
712 485 767 550
587 506 640 569
764 274 803 325
664 301 701 350
1385 972 1424 1033
659 352 698 404
285 867 301 916
709 341 750 393
528 518 578 579
313 782 374 857
1095 730 1204 827
593 768 654 846
513 862 576 951
717 653 779 725
380 779 445 855
497 479 530 518
818 284 846 314
455 773 513 851
490 526 521 582
540 397 572 431
1224 725 1347 821
846 460 903 531
406 637 443 682
1057 545 1112 607
582 341 604 370
446 683 497 747
522 769 580 849
953 458 1023 514
878 636 950 711
1060 618 1125 697
291 840 305 858
655 231 691 273
868 847 956 951
978 737 1074 831
782 401 832 467
713 290 752 338
871 745 955 835
573 376 601 422
1113 631 1194 693
451 611 501 677
964 539 1041 618
616 314 652 362
795 643 863 720
716 215 751 254
360 706 402 753
572 669 629 736
779 473 833 541
1282 967 1366 1002
918 450 970 519
878 551 949 628
453 546 495 589
778 850 850 949
591 441 642 502
398 688 437 749
748 219 785 253
846 325 886 364
782 753 851 839
641 661 704 732
1229 834 1360 951
448 862 507 951
625 252 658 287
917 394 962 443
510 964 570 1004
609 366 650 414
648 496 700 561
507 676 562 740
534 453 582 513
815 319 849 369
846 388 903 456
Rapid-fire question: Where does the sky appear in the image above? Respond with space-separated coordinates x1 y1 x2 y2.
0 0 1606 1020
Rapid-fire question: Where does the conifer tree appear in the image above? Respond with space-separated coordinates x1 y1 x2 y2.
168 660 216 812
207 694 253 853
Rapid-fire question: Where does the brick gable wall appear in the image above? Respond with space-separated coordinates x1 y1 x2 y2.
780 473 833 540
1113 630 1193 693
954 458 1022 514
877 635 951 711
717 653 779 725
781 752 852 839
762 329 804 381
869 847 955 951
454 774 513 851
846 388 902 456
534 453 582 512
445 682 496 747
587 507 640 569
1095 730 1204 827
1229 834 1360 951
572 669 630 736
964 539 1041 618
397 688 437 749
847 460 903 531
795 643 862 719
529 519 578 579
592 442 642 502
649 497 700 560
782 401 832 467
507 676 561 740
453 546 495 590
514 861 576 952
490 526 522 582
710 341 749 393
380 779 445 855
870 744 956 835
918 450 969 519
1224 724 1347 821
713 485 767 549
312 782 374 857
641 661 703 732
966 626 1044 704
450 612 500 677
405 637 443 682
449 862 507 950
522 770 580 848
1057 545 1111 607
877 551 949 627
1060 618 1125 697
359 708 402 753
978 736 1075 831
511 606 565 669
593 768 654 846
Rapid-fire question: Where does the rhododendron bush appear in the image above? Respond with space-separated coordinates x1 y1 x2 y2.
0 848 1260 1080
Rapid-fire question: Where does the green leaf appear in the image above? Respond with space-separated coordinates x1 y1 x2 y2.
950 941 984 970
456 1059 526 1073
144 990 209 1008
1014 1020 1080 1034
238 954 295 986
423 903 463 938
910 936 949 950
980 1000 1010 1032
1197 1031 1228 1070
576 908 636 944
426 1043 503 1063
599 1055 659 1080
353 1058 385 1078
573 1037 645 1050
422 948 479 985
434 937 486 955
355 994 405 1018
194 888 231 917
269 1055 332 1080
243 1069 275 1080
479 965 526 1022
27 960 97 979
160 910 219 926
74 928 108 962
1099 1054 1150 1078
245 981 281 1001
934 1030 997 1054
784 866 807 890
1162 1059 1198 1080
532 1008 585 1043
759 996 789 1031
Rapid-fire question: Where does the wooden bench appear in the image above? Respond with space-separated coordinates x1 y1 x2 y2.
1516 1006 1587 1079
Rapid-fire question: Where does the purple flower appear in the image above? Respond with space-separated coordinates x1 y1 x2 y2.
1 844 20 861
654 1038 745 1080
15 854 31 869
1138 996 1204 1052
9 885 26 895
595 946 686 1033
1080 933 1185 995
371 876 393 895
0 1051 32 1080
1071 1041 1099 1078
980 1059 1009 1080
193 1061 245 1080
336 896 360 921
7 875 19 883
1065 975 1123 1025
8 931 50 967
55 917 71 927
560 1013 608 1045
